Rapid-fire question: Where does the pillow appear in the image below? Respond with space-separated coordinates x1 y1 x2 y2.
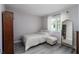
39 31 50 35
40 30 49 32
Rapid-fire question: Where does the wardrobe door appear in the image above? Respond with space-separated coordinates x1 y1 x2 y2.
2 11 14 54
76 31 79 54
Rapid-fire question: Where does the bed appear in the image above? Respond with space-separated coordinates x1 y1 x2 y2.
22 32 57 51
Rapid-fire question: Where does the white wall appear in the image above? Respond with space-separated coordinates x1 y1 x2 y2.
78 5 79 31
0 4 5 53
41 16 48 30
13 12 42 43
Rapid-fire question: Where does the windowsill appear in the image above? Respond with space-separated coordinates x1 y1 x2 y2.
48 30 61 33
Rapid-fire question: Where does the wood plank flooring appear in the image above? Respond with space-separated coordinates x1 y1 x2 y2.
14 42 74 54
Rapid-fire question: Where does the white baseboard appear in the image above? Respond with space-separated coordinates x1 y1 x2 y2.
0 49 2 54
14 39 21 43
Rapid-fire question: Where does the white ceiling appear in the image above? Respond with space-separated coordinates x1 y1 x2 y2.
6 4 75 16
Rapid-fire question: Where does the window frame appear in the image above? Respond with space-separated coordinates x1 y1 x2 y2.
47 15 61 32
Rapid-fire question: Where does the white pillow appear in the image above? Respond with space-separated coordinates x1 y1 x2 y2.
40 30 49 32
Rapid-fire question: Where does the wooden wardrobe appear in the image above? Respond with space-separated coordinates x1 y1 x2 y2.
2 11 14 54
76 31 79 54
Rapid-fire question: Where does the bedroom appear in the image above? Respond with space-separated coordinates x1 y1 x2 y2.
0 4 79 54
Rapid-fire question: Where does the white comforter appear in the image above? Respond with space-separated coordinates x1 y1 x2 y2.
23 33 49 51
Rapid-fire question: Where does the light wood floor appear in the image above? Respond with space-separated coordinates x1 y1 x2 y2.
14 42 74 54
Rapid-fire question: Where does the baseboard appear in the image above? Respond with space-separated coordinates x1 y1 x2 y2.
14 39 21 43
0 49 2 54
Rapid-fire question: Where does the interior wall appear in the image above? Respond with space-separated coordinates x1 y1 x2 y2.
78 5 79 31
41 16 48 30
0 4 5 53
13 12 42 43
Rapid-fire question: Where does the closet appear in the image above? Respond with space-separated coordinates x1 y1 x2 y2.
61 20 73 46
2 11 14 54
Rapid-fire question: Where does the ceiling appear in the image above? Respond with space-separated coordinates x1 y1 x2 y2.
6 4 75 16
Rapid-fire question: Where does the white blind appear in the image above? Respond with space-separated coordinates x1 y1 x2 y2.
48 15 61 32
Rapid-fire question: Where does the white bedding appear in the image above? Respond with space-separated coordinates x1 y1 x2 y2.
22 32 57 51
23 33 48 51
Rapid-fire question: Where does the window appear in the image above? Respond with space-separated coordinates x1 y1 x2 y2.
48 15 61 32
